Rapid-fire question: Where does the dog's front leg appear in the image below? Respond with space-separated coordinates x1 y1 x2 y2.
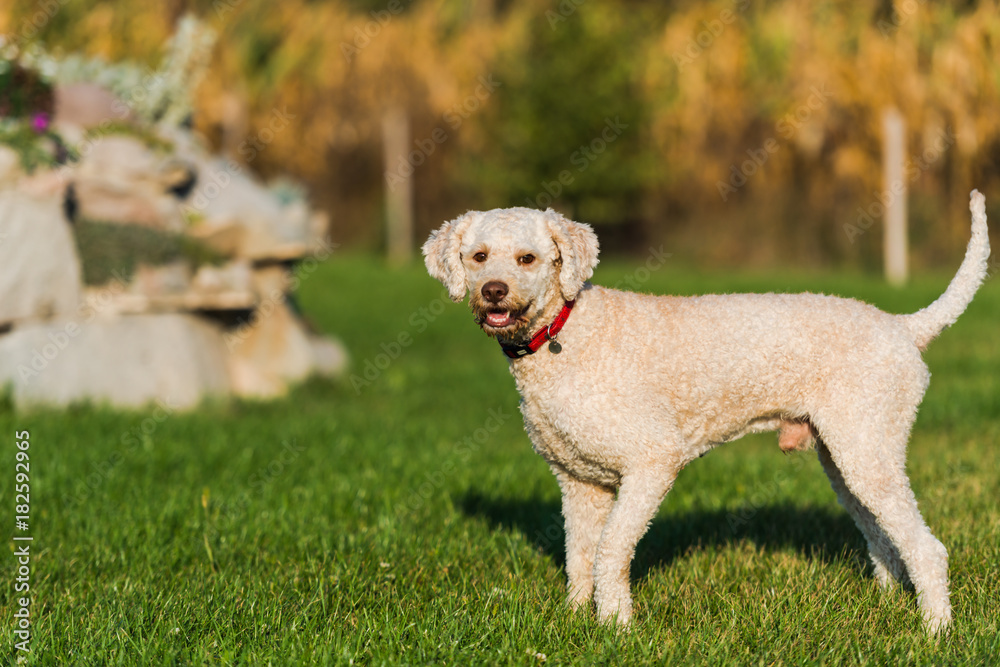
592 464 678 628
556 470 616 610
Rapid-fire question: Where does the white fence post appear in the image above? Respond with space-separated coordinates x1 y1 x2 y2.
882 107 908 286
383 106 414 264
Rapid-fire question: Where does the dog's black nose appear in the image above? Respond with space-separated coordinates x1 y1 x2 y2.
481 281 509 303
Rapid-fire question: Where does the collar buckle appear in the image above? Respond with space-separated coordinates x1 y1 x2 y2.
500 344 533 359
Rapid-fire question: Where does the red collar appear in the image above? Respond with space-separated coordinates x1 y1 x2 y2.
499 301 575 359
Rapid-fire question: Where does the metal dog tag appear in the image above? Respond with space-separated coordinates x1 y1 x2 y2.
548 340 562 354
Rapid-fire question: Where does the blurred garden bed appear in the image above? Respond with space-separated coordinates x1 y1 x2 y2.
0 18 345 410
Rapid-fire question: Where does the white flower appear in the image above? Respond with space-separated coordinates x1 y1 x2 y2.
525 648 547 662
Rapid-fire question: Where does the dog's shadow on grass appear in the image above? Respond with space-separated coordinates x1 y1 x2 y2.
459 492 868 581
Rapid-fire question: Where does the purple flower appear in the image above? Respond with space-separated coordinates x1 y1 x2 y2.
31 112 50 133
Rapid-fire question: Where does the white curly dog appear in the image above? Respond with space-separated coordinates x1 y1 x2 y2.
423 190 990 633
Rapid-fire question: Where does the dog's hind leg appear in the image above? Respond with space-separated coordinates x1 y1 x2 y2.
815 417 950 633
816 440 907 588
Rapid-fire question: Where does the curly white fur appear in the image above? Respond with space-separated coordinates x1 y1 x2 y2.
903 190 991 349
423 192 990 634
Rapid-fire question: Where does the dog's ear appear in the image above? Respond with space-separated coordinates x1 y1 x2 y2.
544 210 600 301
423 212 476 302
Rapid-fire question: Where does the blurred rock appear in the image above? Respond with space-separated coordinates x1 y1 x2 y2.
250 264 289 297
192 260 253 295
185 219 243 256
87 261 257 315
0 192 83 325
53 82 136 130
18 168 71 199
224 268 348 397
0 313 231 409
184 156 326 261
130 261 192 297
226 298 315 398
73 136 186 230
0 147 24 187
1 32 346 413
308 335 349 377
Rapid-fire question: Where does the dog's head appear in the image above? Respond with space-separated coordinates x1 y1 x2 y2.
423 207 599 340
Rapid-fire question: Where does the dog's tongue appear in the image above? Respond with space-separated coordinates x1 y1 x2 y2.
486 311 512 327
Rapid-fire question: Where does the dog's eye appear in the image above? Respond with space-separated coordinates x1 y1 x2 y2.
519 254 535 265
473 252 487 263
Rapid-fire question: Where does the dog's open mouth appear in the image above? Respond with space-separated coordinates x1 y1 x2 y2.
477 303 531 335
485 311 515 328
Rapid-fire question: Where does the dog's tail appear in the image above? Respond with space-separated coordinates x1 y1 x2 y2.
902 190 991 350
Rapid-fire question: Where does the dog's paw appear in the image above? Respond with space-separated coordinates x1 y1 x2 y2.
566 593 590 613
595 593 632 629
923 603 952 636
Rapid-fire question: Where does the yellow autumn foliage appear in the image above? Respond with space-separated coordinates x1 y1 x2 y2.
2 0 998 266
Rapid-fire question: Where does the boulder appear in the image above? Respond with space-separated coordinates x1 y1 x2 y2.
223 265 347 397
191 260 253 296
0 146 24 188
77 260 259 316
18 168 71 199
184 157 326 260
0 191 83 325
225 295 348 398
73 135 186 230
129 261 193 297
307 334 349 377
221 265 331 397
53 82 136 130
225 298 315 398
0 123 346 411
0 313 231 409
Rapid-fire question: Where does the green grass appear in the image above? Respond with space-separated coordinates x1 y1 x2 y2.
2 255 999 665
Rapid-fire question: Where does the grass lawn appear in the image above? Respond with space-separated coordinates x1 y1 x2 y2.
2 254 998 665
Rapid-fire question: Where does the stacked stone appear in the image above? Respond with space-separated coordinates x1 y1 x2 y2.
0 85 346 409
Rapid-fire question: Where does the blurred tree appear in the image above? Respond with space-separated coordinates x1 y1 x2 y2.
463 4 651 225
2 0 998 267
